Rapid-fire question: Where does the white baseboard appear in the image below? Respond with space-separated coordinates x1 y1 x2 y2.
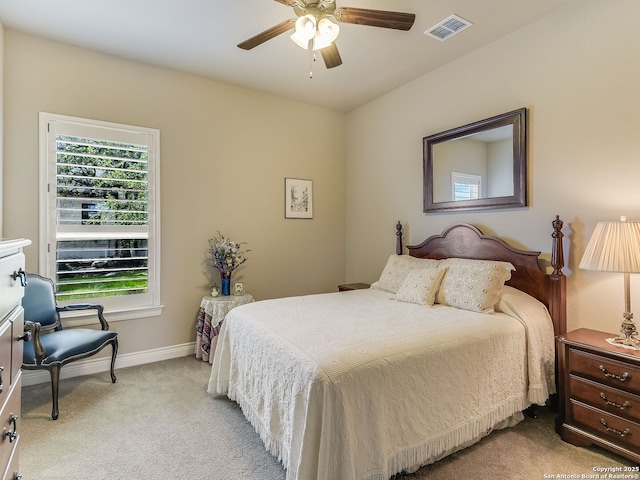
22 342 197 387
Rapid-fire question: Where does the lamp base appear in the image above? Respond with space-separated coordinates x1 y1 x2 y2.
608 318 640 350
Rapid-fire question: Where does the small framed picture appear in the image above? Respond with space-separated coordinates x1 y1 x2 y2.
233 281 245 296
285 178 313 219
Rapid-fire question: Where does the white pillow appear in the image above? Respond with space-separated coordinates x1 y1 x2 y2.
395 264 447 305
436 258 514 313
371 255 440 294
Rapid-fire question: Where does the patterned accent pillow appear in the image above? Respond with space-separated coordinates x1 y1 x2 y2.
371 255 440 294
436 258 515 313
395 263 447 305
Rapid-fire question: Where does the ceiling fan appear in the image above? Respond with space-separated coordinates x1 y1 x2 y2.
237 0 416 70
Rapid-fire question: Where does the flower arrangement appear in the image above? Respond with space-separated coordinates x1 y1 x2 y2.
207 232 249 279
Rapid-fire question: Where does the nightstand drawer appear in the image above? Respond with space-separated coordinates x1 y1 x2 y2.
569 348 640 395
570 375 640 423
571 399 640 450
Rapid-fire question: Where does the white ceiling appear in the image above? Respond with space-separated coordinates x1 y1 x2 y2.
0 0 575 111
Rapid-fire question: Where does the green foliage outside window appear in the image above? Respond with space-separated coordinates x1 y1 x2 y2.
55 136 149 299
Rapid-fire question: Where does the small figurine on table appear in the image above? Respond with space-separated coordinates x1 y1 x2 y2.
210 284 220 297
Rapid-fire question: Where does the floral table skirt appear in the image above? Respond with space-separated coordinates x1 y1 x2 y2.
195 294 254 363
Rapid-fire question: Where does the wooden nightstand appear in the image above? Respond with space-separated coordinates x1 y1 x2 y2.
337 283 370 292
557 328 640 463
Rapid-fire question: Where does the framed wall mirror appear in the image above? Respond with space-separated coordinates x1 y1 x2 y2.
423 108 527 213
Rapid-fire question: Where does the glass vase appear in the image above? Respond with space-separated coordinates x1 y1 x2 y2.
221 274 231 296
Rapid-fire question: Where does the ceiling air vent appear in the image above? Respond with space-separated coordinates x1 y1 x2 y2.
424 14 472 41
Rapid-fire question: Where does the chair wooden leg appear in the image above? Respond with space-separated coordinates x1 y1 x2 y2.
49 365 61 421
109 339 118 383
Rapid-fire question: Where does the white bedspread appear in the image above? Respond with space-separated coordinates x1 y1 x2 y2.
208 288 555 480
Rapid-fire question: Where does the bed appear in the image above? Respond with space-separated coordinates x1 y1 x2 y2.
208 217 567 480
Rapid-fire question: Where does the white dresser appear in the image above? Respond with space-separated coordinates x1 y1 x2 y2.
0 239 30 480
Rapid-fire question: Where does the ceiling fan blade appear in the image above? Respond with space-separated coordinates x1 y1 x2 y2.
237 19 296 50
334 7 415 31
273 0 297 5
320 43 342 69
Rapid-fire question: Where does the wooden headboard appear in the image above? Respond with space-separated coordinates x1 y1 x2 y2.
396 216 567 336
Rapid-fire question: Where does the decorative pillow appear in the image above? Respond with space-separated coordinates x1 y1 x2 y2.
395 264 447 305
371 255 440 294
436 258 515 313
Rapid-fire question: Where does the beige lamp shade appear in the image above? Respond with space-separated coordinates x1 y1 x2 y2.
579 218 640 273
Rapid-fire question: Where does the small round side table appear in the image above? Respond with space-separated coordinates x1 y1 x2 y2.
195 293 254 363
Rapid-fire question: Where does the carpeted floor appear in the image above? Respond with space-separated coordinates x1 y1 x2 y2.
19 356 637 479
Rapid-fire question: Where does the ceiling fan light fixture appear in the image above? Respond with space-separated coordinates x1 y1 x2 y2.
239 2 415 72
290 14 317 49
313 18 340 51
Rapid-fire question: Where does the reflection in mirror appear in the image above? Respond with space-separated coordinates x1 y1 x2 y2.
432 125 513 202
423 108 527 213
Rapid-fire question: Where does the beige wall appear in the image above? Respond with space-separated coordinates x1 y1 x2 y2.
0 22 3 237
3 31 346 355
346 0 640 335
4 0 640 357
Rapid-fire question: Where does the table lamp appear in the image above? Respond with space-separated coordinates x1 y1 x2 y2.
579 216 640 348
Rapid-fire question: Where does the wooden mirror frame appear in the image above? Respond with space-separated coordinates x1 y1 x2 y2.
423 108 528 213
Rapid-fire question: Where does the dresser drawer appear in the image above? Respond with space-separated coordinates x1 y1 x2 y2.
569 348 640 395
1 434 20 480
0 376 21 476
0 253 25 327
0 322 10 411
7 308 22 386
0 307 24 411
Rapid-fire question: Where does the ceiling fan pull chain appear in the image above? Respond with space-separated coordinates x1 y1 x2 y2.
309 50 316 79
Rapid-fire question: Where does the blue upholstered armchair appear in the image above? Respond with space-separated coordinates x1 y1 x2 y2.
21 273 118 420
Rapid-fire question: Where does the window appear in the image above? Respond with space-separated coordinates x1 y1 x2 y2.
39 113 162 320
451 172 481 201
